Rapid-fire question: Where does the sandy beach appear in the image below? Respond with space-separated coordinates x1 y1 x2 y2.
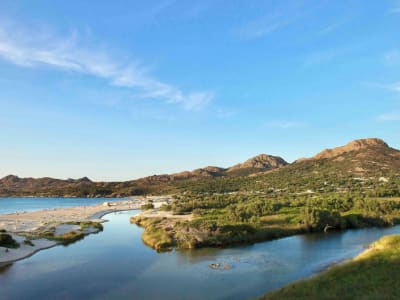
0 196 171 266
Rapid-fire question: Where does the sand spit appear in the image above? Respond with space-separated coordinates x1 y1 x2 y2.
0 196 171 266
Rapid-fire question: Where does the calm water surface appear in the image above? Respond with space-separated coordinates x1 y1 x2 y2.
1 209 400 300
0 197 124 214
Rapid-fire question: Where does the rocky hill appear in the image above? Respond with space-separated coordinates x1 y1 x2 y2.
294 138 400 175
227 154 288 175
1 138 398 198
0 153 287 197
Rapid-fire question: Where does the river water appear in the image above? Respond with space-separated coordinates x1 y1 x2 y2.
1 203 400 299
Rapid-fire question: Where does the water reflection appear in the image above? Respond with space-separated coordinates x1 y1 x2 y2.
1 210 400 300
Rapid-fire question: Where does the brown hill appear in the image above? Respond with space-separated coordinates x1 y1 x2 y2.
132 154 287 183
0 153 287 197
227 154 288 176
293 138 400 175
1 138 398 198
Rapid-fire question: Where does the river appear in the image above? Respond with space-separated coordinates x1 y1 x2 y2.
1 207 400 299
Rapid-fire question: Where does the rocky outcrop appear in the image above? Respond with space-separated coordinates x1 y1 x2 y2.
227 154 288 172
312 138 389 160
295 138 394 162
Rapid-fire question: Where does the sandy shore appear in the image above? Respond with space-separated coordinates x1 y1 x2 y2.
0 199 142 233
0 200 140 266
0 196 171 266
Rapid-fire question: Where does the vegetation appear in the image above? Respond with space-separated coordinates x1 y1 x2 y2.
22 221 103 246
260 235 400 300
23 239 35 247
77 221 104 231
132 217 175 251
3 139 400 252
0 231 20 248
141 201 155 210
133 188 400 251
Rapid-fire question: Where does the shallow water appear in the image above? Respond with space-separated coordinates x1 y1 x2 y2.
1 210 400 300
0 197 123 214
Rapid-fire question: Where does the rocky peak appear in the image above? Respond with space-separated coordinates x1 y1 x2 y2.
312 138 389 160
1 175 21 183
78 176 92 183
228 154 288 172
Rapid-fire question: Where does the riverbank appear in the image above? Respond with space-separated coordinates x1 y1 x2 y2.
131 206 304 251
260 234 400 300
0 197 165 266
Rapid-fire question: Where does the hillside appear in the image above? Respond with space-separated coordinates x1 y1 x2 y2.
0 153 287 197
1 138 399 198
132 138 400 251
295 138 400 175
175 138 400 195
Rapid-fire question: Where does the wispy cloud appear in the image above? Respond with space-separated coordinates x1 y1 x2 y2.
389 7 400 13
304 46 354 65
236 2 309 39
316 19 347 36
0 22 213 111
388 0 400 14
215 108 237 119
266 120 307 129
384 50 400 65
237 17 292 39
377 112 400 122
368 81 400 94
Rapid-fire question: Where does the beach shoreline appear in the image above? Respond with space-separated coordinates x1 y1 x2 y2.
0 196 171 266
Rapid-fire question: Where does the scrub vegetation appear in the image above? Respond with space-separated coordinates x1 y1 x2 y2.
0 230 19 248
260 235 400 300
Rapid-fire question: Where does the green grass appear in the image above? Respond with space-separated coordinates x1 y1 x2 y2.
260 234 400 300
131 217 174 251
78 221 104 231
24 221 103 246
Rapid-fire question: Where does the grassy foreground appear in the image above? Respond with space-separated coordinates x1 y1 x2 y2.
260 234 400 300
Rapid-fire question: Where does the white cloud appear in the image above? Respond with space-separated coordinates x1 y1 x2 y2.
377 112 400 122
0 23 213 111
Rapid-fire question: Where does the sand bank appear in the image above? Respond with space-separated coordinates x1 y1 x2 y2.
0 198 156 266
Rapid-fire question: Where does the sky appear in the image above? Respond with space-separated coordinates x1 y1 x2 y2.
1 0 400 181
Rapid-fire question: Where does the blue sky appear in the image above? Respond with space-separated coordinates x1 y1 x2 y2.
1 0 400 181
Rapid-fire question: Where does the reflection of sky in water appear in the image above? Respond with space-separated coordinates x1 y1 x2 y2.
1 210 400 300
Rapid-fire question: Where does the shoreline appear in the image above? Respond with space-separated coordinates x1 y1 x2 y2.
260 234 400 299
0 197 171 266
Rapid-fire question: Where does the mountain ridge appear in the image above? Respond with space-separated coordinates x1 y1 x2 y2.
1 137 399 197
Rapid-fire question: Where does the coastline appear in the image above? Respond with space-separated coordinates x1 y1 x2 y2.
0 197 170 266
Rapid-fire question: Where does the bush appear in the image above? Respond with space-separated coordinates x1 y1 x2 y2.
302 207 343 232
141 203 155 210
0 233 20 248
23 239 35 247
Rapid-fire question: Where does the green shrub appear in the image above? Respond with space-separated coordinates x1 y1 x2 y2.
141 203 155 210
0 233 20 248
